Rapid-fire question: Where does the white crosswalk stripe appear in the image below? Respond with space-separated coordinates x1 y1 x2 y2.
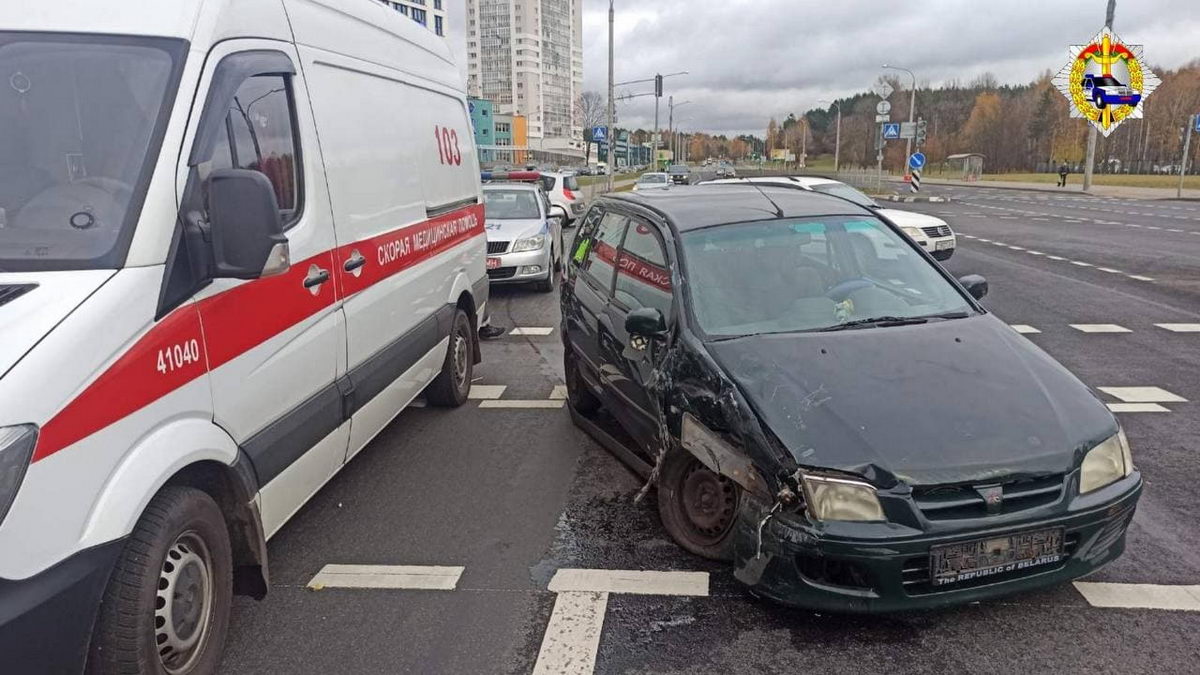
1155 323 1200 332
1075 583 1200 611
308 564 465 590
1070 324 1131 333
1098 387 1187 403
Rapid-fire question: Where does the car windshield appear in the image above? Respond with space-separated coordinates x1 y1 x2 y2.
483 189 542 219
680 216 973 337
669 165 688 174
809 182 878 208
639 174 668 184
1091 76 1121 86
0 33 181 272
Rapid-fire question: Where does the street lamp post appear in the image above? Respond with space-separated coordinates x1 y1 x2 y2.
667 98 691 162
819 99 842 173
883 64 917 175
1083 0 1118 192
606 0 614 192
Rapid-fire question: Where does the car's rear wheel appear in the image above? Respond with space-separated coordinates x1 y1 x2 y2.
426 309 474 407
89 486 232 675
564 351 601 414
657 450 740 561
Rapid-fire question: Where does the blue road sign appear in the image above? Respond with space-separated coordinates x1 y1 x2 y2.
592 126 608 142
909 152 926 170
882 123 901 140
1194 114 1200 133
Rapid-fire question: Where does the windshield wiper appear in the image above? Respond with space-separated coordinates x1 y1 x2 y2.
819 310 970 332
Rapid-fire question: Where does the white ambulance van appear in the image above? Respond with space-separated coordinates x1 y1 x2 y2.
0 1 487 671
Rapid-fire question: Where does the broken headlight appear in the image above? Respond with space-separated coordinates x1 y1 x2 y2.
0 425 37 526
799 473 886 522
1080 428 1133 494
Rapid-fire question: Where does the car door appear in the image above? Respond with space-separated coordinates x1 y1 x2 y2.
178 43 348 537
603 214 675 450
296 39 483 461
564 207 626 396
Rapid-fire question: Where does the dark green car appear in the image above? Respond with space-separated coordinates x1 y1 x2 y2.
560 185 1142 612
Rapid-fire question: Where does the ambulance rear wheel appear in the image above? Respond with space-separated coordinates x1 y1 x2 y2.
89 486 232 675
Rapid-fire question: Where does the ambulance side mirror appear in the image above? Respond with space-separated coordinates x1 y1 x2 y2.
206 169 290 279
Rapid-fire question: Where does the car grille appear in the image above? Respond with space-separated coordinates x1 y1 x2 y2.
912 474 1066 521
0 284 35 308
487 241 509 254
487 266 517 280
921 225 952 238
900 532 1080 596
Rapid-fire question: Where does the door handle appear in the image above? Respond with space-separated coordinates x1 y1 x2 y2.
303 266 331 289
343 250 366 272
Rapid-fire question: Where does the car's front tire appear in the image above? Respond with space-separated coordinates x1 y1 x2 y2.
657 450 740 562
89 486 232 675
564 351 601 414
426 308 475 407
534 249 559 294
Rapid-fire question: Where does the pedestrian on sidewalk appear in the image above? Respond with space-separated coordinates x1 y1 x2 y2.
1057 162 1069 187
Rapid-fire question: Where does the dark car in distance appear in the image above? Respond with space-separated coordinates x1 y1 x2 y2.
560 185 1142 612
667 164 692 185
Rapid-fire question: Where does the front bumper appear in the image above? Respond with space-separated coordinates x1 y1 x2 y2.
915 234 956 260
0 539 124 672
733 473 1141 613
487 246 553 284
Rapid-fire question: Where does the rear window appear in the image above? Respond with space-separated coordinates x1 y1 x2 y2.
563 175 580 191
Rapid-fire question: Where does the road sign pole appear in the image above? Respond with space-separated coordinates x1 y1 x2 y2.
911 168 922 193
1178 114 1194 199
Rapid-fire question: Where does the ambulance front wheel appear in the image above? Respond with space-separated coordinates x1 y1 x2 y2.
89 486 233 675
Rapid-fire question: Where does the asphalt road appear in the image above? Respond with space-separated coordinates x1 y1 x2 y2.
219 183 1200 674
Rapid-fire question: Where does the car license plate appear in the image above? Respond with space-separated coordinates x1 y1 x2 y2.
935 240 954 251
486 257 501 270
930 527 1064 587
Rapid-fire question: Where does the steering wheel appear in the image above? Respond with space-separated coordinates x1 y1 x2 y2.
824 278 874 302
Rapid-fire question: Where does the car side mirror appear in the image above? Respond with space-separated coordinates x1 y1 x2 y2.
547 213 564 227
958 274 988 300
207 169 290 279
625 307 667 337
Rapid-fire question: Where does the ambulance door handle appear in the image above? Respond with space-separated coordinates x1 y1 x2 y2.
343 251 366 272
303 266 331 289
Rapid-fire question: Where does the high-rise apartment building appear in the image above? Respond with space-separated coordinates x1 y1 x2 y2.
379 0 447 37
465 0 583 156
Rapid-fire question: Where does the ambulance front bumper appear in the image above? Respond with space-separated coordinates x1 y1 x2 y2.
0 538 123 673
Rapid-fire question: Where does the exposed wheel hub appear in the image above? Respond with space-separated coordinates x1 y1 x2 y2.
680 460 738 544
452 330 469 388
156 532 214 674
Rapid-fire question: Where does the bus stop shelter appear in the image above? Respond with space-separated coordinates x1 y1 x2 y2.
945 153 985 181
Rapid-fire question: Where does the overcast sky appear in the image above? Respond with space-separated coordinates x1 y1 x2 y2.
447 0 1200 137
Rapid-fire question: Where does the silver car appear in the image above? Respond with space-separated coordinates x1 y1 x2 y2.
633 172 671 191
482 183 564 292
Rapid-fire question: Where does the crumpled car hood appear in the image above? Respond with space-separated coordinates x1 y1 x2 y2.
704 314 1115 486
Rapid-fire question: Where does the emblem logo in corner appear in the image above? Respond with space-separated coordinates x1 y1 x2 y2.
1052 27 1160 137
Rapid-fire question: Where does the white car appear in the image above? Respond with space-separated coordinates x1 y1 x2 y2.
633 172 672 191
0 2 487 670
539 172 586 225
703 176 956 260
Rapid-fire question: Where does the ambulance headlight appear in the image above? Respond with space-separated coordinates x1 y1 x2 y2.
0 425 37 526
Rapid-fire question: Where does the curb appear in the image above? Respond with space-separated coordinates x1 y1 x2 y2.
902 179 1200 202
884 195 951 203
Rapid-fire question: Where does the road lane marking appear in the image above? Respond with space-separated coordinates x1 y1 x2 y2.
468 385 508 400
533 592 609 675
550 385 568 400
510 327 556 336
307 564 464 590
1046 255 1067 261
1026 250 1045 255
1098 386 1187 403
1107 403 1171 413
1010 324 1041 334
1127 275 1155 281
1075 582 1200 611
1069 261 1094 267
1156 323 1200 332
1097 267 1123 274
535 570 709 675
479 399 566 408
1070 324 1131 333
548 569 710 596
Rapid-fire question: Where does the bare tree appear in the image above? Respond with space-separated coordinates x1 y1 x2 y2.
577 90 605 165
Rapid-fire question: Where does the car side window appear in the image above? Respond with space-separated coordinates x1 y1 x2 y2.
614 218 672 317
208 73 302 226
579 211 628 294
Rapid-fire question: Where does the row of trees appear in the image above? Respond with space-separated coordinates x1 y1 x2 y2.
765 61 1200 174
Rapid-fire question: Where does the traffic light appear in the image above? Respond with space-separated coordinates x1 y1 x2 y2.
655 74 663 98
915 118 928 146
